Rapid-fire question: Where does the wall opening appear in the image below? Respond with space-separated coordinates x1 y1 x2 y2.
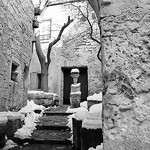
62 66 88 105
37 73 41 90
11 61 19 82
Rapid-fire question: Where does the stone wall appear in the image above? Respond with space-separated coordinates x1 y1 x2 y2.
0 0 34 111
100 0 150 149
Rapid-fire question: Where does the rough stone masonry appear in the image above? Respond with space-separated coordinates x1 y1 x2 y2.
100 0 150 149
0 0 34 111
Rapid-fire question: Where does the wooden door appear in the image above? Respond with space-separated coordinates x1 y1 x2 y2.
62 67 88 105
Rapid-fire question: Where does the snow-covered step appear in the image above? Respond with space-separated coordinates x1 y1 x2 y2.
8 143 73 150
32 129 72 144
37 115 70 130
0 112 25 138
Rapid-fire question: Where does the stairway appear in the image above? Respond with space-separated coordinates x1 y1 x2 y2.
10 105 73 150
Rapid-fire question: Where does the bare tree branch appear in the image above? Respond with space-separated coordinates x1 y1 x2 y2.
47 16 74 64
71 3 101 44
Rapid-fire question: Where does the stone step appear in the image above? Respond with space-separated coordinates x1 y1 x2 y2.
36 124 70 130
32 129 72 144
9 143 73 150
43 112 72 116
38 115 69 127
11 130 72 145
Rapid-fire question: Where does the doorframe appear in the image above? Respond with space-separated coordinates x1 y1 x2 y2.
61 66 88 105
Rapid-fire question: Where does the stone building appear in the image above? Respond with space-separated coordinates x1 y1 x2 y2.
0 0 34 111
87 0 150 149
29 4 102 105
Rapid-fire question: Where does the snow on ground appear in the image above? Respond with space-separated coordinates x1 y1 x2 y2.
82 103 102 129
14 100 46 139
88 143 103 150
1 139 17 150
19 100 46 114
80 101 88 109
87 92 102 101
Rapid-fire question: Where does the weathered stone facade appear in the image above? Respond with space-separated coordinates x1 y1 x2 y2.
0 0 34 111
100 0 150 149
48 25 102 104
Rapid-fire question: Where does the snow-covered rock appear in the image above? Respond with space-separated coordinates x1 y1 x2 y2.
1 139 17 150
87 92 102 101
14 100 45 139
82 103 102 129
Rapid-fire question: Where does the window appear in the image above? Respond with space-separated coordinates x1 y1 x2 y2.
11 62 19 82
37 73 41 89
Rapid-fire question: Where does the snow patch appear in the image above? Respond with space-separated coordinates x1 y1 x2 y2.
70 91 81 95
1 140 17 150
71 68 79 73
0 116 8 124
14 100 45 139
88 143 103 150
80 101 87 109
82 103 102 129
87 92 102 101
71 83 81 87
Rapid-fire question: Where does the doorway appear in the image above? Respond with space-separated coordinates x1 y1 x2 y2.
62 67 88 105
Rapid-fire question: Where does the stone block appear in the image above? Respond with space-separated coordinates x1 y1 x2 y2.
72 118 82 150
28 91 44 99
0 134 6 148
6 117 22 138
70 92 81 108
0 113 25 138
0 117 8 148
71 83 81 93
81 128 103 150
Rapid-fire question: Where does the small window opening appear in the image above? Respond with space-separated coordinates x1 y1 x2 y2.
37 73 41 89
11 62 19 82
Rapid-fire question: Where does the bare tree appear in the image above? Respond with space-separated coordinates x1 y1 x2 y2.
33 0 100 92
35 16 73 92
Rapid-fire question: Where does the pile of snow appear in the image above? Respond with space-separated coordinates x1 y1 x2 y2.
66 100 102 130
14 100 45 139
87 92 102 101
88 143 103 150
82 103 102 129
70 91 81 95
71 68 79 73
19 100 45 114
2 139 17 150
80 101 87 109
